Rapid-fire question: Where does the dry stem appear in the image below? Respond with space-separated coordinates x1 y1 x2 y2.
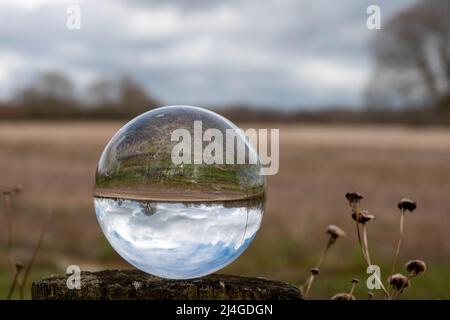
2 193 16 272
18 210 53 299
351 201 389 299
362 224 372 266
6 265 22 299
303 236 333 298
391 211 405 276
349 282 357 295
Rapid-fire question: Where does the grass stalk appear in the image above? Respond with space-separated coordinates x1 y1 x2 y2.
6 264 23 300
362 224 372 266
2 193 16 272
18 210 52 300
391 211 405 276
303 234 334 298
349 282 357 295
303 275 314 298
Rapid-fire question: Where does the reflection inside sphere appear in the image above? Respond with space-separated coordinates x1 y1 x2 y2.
95 197 264 279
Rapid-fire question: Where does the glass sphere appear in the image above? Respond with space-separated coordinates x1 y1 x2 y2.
94 105 265 279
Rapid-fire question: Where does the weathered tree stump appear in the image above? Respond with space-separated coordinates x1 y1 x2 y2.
32 269 303 300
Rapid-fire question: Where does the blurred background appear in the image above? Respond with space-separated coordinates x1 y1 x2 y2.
0 0 449 299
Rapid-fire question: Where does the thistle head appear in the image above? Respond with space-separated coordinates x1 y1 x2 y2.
345 192 364 205
310 268 320 276
325 225 346 245
398 198 417 212
326 225 346 238
330 293 356 300
351 209 375 224
405 260 427 276
389 273 410 290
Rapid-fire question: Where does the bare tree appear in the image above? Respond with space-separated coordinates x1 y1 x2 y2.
87 78 119 108
14 71 78 117
367 0 450 111
7 69 162 119
117 75 160 116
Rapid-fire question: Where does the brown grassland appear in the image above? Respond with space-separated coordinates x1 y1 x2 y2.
0 121 449 299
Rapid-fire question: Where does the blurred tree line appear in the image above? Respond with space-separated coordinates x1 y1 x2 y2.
0 72 160 120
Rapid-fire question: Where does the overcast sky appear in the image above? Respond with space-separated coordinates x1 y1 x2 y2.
0 0 417 109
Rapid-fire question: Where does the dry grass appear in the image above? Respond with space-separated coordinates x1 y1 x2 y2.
1 121 450 299
298 193 426 300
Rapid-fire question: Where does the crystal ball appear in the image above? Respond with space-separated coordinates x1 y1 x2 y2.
94 105 265 279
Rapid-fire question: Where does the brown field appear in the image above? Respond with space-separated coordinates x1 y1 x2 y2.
1 121 450 299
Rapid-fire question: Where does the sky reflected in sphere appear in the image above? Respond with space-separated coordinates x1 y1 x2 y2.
95 197 263 279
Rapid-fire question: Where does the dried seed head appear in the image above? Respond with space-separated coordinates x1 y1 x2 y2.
398 198 417 212
2 190 12 196
14 261 24 271
326 225 346 238
325 225 346 246
351 278 359 284
310 268 320 276
389 273 410 290
351 209 375 224
330 293 356 300
405 260 427 276
367 291 374 300
345 192 364 204
13 185 23 194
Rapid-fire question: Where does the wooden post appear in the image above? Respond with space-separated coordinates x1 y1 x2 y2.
32 269 303 300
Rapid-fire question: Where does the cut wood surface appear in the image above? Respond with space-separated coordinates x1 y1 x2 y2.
32 269 303 300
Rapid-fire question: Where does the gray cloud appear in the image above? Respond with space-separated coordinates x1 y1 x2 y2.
0 0 416 108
